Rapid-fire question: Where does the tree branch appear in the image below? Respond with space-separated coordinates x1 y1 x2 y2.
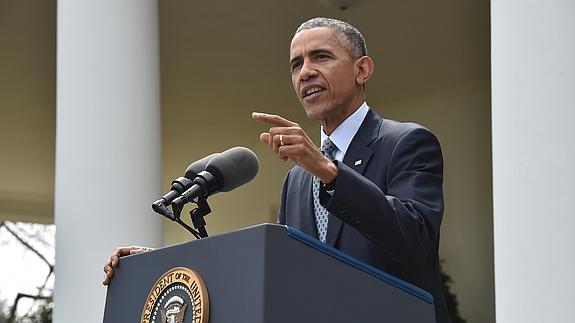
7 293 51 323
2 222 53 270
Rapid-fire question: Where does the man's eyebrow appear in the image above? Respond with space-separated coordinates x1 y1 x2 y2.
289 55 302 67
290 48 335 66
310 48 334 56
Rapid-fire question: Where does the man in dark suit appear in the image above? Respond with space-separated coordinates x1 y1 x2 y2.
253 18 450 323
104 16 449 323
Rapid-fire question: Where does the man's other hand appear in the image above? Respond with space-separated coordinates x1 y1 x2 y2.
102 246 153 285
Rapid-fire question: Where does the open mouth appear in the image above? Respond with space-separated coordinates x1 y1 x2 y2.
302 86 325 99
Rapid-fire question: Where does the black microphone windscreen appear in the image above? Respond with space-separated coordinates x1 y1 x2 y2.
184 153 219 179
206 147 259 192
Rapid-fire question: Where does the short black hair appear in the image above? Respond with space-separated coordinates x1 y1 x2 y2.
295 17 368 59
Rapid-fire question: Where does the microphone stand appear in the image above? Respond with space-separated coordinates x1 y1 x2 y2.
189 197 211 238
167 196 212 239
174 218 202 240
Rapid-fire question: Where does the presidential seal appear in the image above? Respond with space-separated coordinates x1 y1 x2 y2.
141 267 209 323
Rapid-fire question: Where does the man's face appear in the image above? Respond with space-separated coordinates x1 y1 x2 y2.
289 27 362 126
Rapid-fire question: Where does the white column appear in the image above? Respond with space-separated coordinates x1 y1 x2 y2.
55 1 162 322
492 1 575 322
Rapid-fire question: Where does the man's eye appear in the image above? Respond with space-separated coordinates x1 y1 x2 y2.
316 54 329 60
291 62 302 71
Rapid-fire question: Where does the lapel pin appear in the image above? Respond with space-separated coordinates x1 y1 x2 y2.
354 160 362 166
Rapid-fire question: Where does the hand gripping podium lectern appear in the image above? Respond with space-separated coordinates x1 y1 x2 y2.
103 224 436 323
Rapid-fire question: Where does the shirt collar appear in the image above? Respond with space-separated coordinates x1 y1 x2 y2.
320 101 370 160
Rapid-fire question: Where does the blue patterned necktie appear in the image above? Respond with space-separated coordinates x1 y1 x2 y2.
313 138 337 243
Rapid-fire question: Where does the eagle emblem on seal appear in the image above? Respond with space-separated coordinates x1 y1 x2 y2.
160 295 187 323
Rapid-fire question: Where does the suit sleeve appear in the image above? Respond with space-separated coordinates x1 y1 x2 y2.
324 127 444 263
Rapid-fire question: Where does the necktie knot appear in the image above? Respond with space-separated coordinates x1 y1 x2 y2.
321 138 337 160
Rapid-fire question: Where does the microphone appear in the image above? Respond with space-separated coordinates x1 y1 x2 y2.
184 153 219 179
152 153 218 219
172 147 259 209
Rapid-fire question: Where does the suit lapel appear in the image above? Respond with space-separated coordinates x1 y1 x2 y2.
325 109 382 247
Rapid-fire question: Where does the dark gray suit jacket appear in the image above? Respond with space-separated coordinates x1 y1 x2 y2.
278 109 450 323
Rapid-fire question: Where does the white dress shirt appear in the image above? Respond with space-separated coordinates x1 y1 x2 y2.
320 101 370 162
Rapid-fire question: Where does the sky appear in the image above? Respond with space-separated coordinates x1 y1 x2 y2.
0 222 55 317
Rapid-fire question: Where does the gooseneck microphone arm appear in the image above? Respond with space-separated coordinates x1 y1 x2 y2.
171 171 217 218
151 147 259 240
151 177 193 220
170 171 218 238
151 154 218 239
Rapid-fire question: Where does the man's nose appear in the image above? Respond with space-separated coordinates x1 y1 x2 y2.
299 60 318 81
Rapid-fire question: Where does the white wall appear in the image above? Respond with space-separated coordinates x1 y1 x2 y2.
492 1 575 322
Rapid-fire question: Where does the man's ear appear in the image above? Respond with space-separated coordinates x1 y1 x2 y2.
355 56 374 86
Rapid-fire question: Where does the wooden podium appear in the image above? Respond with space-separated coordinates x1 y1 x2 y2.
103 224 436 322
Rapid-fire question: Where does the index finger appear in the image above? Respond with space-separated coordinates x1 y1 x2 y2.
252 112 298 127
